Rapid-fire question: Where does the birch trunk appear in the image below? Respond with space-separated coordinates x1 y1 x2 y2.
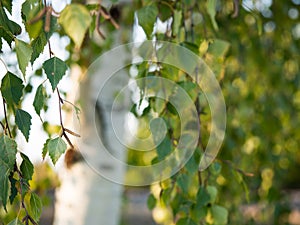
53 29 130 225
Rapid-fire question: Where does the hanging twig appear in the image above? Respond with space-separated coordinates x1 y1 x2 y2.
2 98 12 138
232 0 239 18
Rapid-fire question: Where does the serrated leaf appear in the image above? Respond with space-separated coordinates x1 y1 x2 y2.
58 4 92 48
210 205 228 225
30 32 47 63
43 57 68 91
33 84 47 116
48 137 67 164
207 0 219 31
137 5 158 38
0 135 17 210
20 153 34 181
29 192 42 221
42 138 50 160
8 218 23 225
0 72 24 106
15 39 33 77
147 193 156 210
0 135 17 172
15 109 32 142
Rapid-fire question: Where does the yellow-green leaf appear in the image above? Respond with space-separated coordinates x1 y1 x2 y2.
15 39 33 77
58 4 92 48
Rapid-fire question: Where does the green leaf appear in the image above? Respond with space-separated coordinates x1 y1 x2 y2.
0 26 14 50
2 0 12 14
22 0 43 21
29 192 42 221
1 72 24 106
207 185 218 204
58 4 92 48
0 7 21 36
9 175 17 204
20 153 34 181
176 217 198 225
48 137 67 164
8 218 23 225
15 109 32 142
206 0 218 31
42 138 50 160
210 162 222 176
210 205 228 225
22 0 43 39
33 84 47 116
137 5 158 38
15 39 33 77
30 32 47 63
176 173 190 194
147 193 156 210
0 135 17 210
207 39 230 58
0 135 17 172
0 175 9 211
156 136 172 160
43 57 68 91
196 186 210 208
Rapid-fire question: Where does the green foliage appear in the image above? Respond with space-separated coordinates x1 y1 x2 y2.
15 39 33 77
0 72 24 106
43 57 68 91
47 137 67 164
137 5 158 38
29 192 43 221
33 84 47 116
20 153 34 181
15 109 32 142
0 0 299 224
58 4 92 48
0 135 17 211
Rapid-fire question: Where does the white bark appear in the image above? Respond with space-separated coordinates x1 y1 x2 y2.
53 32 130 225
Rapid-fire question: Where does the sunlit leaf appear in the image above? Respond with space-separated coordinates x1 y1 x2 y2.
58 4 92 48
210 205 228 225
48 137 67 164
137 5 158 38
206 0 218 30
15 39 33 77
7 219 23 225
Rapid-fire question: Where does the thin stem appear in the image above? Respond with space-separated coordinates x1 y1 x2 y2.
3 98 12 138
0 58 9 72
220 159 254 177
57 89 75 148
57 89 64 127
